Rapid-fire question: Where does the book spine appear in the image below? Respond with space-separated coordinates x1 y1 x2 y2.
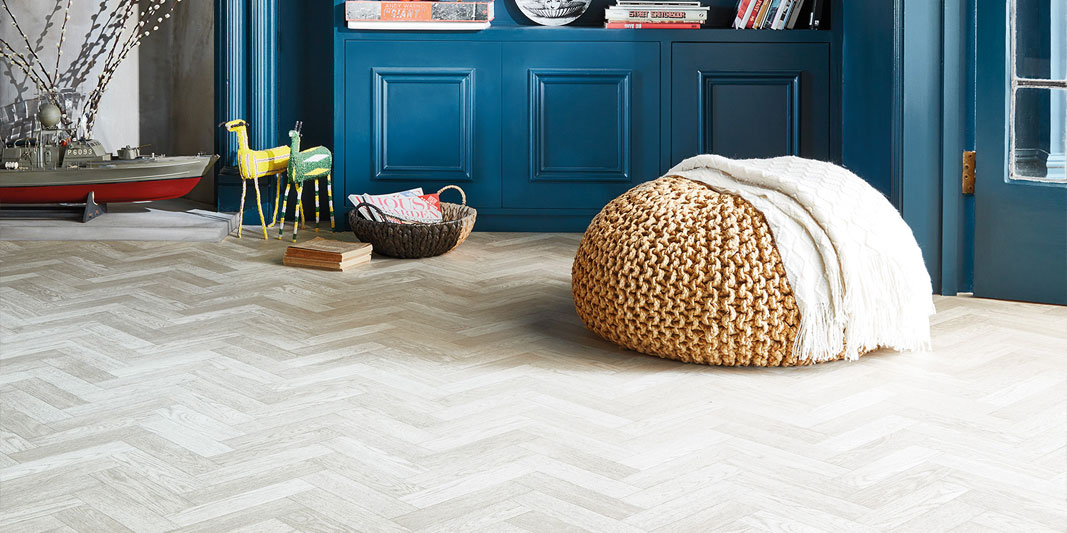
605 22 701 28
734 0 752 29
346 1 494 22
754 0 773 28
786 0 805 28
761 0 781 28
605 16 704 23
347 20 491 30
772 0 792 29
745 0 764 28
605 9 705 20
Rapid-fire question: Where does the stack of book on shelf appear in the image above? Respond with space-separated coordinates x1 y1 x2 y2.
604 0 709 29
733 0 816 30
284 237 373 272
345 0 494 31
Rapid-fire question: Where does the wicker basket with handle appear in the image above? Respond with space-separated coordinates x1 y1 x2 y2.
348 185 476 259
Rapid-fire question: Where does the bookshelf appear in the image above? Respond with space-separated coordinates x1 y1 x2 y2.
331 0 840 231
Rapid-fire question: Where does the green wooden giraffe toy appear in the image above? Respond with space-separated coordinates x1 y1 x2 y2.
276 121 334 241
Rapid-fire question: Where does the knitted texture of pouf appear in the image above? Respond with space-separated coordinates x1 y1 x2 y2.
572 176 844 366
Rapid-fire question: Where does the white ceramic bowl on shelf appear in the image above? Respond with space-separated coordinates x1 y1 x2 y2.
515 0 593 26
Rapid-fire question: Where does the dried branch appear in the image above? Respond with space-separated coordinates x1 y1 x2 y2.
1 0 182 139
54 0 74 83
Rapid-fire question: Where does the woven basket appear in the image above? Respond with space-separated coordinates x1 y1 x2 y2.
348 185 476 259
572 176 844 367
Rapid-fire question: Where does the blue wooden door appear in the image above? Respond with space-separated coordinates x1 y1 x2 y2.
341 41 502 209
500 41 661 209
974 1 1066 305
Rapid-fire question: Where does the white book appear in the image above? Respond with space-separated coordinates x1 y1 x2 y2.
771 0 792 29
786 0 805 29
617 0 703 6
347 21 491 30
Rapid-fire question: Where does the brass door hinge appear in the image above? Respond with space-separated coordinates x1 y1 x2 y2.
962 151 976 194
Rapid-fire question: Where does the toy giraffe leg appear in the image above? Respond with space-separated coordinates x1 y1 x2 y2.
326 173 335 230
299 190 305 230
292 185 304 243
268 174 283 228
313 179 321 233
252 177 268 240
237 179 247 238
277 181 291 240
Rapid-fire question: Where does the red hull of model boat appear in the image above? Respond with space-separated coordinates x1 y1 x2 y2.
0 177 201 204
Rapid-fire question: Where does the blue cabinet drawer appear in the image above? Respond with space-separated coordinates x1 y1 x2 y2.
671 43 831 165
501 41 661 209
341 41 502 208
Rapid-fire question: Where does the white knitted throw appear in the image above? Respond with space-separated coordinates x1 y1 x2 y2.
668 155 935 362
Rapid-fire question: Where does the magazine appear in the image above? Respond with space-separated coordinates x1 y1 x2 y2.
348 188 443 223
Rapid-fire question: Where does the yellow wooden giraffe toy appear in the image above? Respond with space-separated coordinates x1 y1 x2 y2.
219 119 291 239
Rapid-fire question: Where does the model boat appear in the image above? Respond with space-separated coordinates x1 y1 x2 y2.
1 103 217 205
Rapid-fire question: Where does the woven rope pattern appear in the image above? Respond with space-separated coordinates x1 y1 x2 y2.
572 176 839 366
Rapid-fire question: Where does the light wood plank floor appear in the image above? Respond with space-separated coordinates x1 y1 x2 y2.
1 232 1065 532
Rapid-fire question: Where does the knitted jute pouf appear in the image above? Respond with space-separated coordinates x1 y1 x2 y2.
572 176 845 366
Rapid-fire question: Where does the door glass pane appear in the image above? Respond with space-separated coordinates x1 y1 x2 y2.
1010 0 1067 183
1014 0 1066 81
1013 87 1066 181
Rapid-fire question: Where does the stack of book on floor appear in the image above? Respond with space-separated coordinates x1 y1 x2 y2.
345 0 494 30
284 237 373 272
604 0 708 29
732 0 816 30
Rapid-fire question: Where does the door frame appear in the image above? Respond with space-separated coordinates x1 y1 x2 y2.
881 0 974 295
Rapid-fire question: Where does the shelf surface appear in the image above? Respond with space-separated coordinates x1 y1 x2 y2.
335 24 835 43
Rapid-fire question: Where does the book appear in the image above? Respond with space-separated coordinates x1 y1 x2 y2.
734 0 756 29
616 0 702 6
751 0 772 28
285 237 372 262
346 21 491 30
770 0 792 29
786 0 805 28
345 1 494 22
760 0 781 28
605 8 707 22
284 254 372 272
745 0 764 28
604 22 701 28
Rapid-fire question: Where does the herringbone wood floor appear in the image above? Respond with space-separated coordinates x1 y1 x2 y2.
1 231 1065 532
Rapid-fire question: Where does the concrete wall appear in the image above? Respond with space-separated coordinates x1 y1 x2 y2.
0 1 138 151
138 0 215 204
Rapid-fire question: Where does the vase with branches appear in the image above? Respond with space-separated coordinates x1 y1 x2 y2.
0 0 182 140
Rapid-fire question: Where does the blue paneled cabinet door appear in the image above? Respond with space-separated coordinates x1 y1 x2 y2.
500 42 661 209
342 42 502 208
671 43 831 165
974 2 1066 304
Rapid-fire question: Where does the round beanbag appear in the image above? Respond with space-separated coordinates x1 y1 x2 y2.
571 176 840 366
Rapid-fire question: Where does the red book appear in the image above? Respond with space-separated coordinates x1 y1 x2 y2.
605 22 701 29
733 0 754 28
745 0 765 28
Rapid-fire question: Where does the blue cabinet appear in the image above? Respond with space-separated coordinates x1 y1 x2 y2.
671 43 831 164
340 41 502 207
335 31 836 231
501 42 660 209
